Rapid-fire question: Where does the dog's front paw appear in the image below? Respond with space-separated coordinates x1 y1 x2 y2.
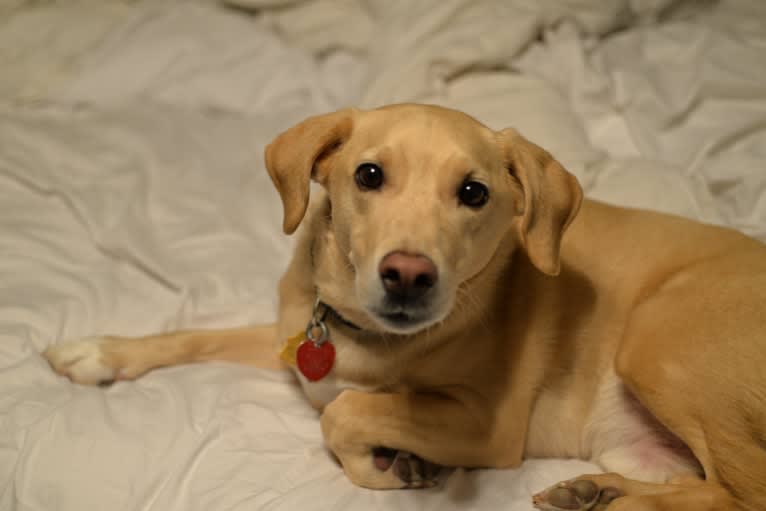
44 337 126 386
325 441 441 490
320 390 442 489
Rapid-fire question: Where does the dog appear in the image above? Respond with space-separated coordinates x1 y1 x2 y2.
44 104 766 511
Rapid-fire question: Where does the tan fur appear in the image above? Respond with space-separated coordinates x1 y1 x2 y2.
45 104 766 510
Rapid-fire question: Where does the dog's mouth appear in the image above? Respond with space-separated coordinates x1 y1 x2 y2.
380 311 409 322
379 310 420 326
374 310 431 333
369 298 449 334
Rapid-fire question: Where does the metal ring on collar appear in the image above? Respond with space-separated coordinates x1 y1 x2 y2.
312 297 328 324
305 320 329 346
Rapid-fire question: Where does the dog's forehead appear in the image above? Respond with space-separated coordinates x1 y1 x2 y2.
352 106 499 167
358 105 491 139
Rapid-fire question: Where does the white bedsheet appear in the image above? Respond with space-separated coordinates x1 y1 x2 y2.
1 1 765 509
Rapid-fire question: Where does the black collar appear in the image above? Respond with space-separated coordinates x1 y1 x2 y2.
320 301 363 331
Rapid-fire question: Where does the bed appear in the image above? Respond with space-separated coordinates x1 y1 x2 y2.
1 0 765 509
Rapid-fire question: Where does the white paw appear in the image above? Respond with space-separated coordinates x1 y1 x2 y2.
44 337 117 385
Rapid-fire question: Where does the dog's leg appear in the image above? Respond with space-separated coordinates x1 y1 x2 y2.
611 274 766 511
43 324 283 385
320 388 504 490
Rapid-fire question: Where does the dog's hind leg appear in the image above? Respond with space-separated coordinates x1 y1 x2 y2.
43 324 285 385
534 254 766 511
536 260 766 511
609 270 766 511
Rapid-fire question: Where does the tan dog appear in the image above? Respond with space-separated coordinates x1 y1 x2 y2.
44 104 766 511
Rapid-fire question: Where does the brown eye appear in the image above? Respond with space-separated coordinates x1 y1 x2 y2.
458 180 489 208
355 163 384 190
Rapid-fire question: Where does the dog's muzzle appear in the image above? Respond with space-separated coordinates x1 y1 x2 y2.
374 251 440 330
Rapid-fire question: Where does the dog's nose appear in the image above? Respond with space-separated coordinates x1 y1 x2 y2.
379 251 438 301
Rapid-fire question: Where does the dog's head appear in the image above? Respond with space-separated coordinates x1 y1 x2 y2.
265 104 582 334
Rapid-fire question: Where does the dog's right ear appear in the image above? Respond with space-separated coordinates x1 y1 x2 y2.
264 109 355 234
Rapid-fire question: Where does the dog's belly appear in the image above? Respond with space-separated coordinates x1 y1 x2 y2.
582 369 703 483
525 369 701 482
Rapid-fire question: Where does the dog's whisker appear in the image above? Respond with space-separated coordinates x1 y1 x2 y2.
454 286 490 335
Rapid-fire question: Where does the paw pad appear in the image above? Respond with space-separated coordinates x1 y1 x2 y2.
371 448 441 489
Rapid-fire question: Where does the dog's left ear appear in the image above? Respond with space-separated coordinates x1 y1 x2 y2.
265 109 356 234
496 128 583 276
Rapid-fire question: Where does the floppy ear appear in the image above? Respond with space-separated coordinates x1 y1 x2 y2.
264 109 355 234
497 128 583 276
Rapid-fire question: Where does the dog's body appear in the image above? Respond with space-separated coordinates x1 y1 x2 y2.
45 105 766 510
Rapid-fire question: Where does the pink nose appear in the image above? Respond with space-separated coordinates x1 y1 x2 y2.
378 251 438 301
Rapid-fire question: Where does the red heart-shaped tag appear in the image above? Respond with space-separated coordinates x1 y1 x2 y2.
296 340 336 381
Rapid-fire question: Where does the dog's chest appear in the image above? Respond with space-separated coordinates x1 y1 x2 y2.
280 321 382 407
284 324 404 409
293 368 374 409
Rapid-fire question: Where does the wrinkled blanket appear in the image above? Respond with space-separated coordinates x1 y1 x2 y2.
1 0 765 509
